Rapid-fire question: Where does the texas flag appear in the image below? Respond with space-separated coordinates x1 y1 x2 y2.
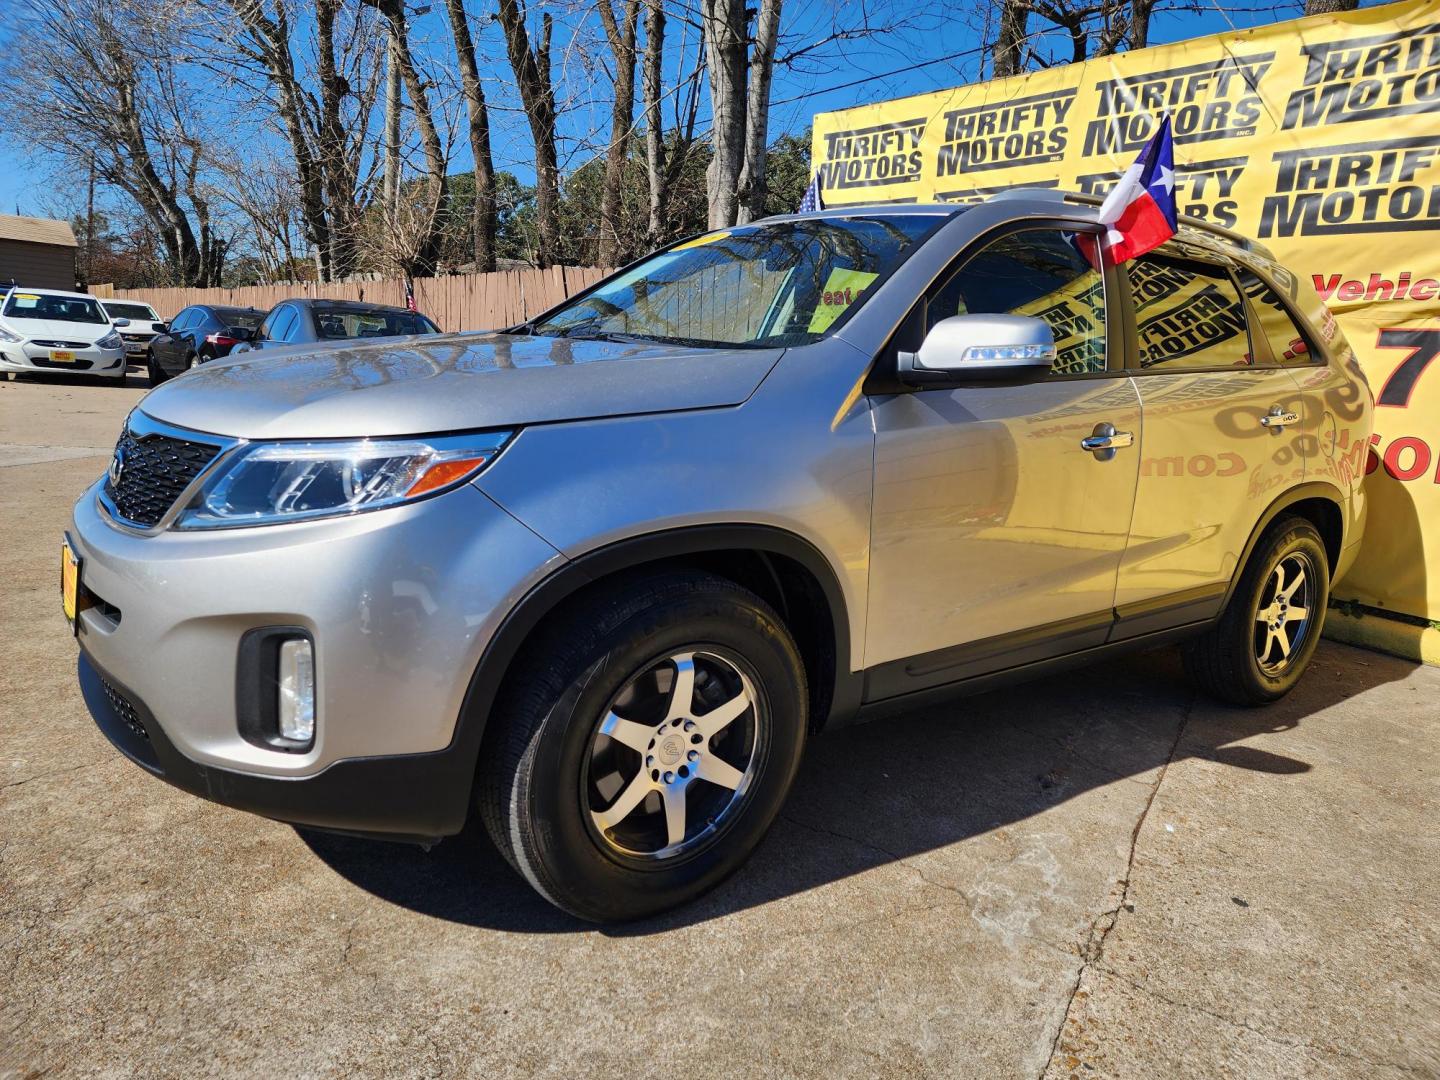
1080 115 1178 266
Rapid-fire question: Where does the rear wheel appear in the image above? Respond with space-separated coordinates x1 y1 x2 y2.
1184 515 1329 706
478 572 808 922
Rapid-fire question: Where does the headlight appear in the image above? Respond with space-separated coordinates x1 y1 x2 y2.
173 431 513 529
96 330 124 350
0 325 22 344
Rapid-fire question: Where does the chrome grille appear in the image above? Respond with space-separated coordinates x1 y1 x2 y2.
32 339 91 348
103 426 222 528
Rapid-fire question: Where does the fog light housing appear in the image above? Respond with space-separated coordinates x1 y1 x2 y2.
278 638 315 745
237 626 316 752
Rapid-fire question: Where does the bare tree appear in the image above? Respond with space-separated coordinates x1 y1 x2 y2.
1304 0 1358 12
1129 0 1155 48
986 0 1143 68
595 0 642 265
701 0 789 227
17 0 226 285
993 0 1029 75
362 0 449 276
735 0 782 223
224 0 382 280
445 0 499 271
641 0 703 244
497 0 562 266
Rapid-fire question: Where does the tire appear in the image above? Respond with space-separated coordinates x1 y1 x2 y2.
478 571 808 922
147 353 168 385
187 352 202 370
1183 515 1330 706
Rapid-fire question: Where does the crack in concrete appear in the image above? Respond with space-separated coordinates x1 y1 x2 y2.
1096 965 1435 1077
1036 694 1194 1080
778 812 977 908
1045 735 1156 789
0 759 109 792
777 813 1076 957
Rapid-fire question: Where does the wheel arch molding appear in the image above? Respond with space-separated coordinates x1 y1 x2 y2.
1223 481 1348 612
451 523 862 803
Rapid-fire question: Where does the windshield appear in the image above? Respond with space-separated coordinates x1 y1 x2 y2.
314 309 440 340
102 302 156 321
529 215 944 348
4 292 107 324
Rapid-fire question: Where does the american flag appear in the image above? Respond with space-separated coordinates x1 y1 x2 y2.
797 173 824 213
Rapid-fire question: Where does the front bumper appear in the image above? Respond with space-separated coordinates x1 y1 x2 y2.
70 475 565 836
79 647 478 840
1 343 127 375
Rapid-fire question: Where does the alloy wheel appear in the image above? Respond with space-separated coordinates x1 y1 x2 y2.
584 649 765 861
1254 552 1314 675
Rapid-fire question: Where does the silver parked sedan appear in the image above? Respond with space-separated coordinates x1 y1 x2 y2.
66 192 1372 920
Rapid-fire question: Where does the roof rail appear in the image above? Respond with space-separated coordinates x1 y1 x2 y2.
983 187 1275 259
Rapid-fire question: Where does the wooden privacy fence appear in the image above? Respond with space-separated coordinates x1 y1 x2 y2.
93 266 613 333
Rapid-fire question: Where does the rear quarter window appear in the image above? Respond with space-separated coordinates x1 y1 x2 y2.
1234 265 1320 366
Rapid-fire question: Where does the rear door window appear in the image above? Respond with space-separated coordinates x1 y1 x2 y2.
269 306 300 343
1125 253 1253 370
1234 266 1316 366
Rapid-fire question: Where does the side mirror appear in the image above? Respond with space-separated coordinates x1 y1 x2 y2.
226 326 255 341
153 322 168 333
898 314 1056 388
112 317 131 328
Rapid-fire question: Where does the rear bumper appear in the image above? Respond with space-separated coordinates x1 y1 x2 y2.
79 647 475 842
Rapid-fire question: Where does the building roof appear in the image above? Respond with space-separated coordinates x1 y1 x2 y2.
0 214 78 248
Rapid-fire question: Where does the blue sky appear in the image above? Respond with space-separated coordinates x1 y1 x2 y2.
0 0 1311 222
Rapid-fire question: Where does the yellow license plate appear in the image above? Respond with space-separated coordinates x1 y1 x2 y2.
49 349 77 362
61 538 81 627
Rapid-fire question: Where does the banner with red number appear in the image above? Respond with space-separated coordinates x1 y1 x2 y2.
812 0 1440 645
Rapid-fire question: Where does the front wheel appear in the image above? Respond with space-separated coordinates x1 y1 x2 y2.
1184 515 1330 706
478 572 808 922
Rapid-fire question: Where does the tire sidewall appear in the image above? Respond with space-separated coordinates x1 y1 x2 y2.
1239 523 1329 698
517 594 806 921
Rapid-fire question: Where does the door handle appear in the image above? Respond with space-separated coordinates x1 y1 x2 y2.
1080 425 1135 451
1261 406 1300 429
1081 422 1134 460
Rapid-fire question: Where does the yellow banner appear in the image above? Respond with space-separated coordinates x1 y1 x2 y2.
813 0 1440 635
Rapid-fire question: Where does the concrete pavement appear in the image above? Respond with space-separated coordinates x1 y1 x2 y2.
2 373 1437 1078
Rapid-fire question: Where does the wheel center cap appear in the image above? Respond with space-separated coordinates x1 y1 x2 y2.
658 734 686 767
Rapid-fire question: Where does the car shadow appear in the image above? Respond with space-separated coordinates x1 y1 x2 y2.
298 640 1416 935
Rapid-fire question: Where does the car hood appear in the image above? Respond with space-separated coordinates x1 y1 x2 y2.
2 317 113 344
138 331 784 439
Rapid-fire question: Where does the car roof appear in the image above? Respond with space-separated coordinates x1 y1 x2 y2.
2 286 102 301
304 299 418 314
759 204 963 226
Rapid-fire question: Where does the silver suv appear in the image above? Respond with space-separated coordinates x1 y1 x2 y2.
67 193 1372 921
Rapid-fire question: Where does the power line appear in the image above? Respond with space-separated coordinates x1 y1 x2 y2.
769 44 989 107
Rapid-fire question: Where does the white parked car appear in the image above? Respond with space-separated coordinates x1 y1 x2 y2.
101 299 166 361
0 287 128 381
